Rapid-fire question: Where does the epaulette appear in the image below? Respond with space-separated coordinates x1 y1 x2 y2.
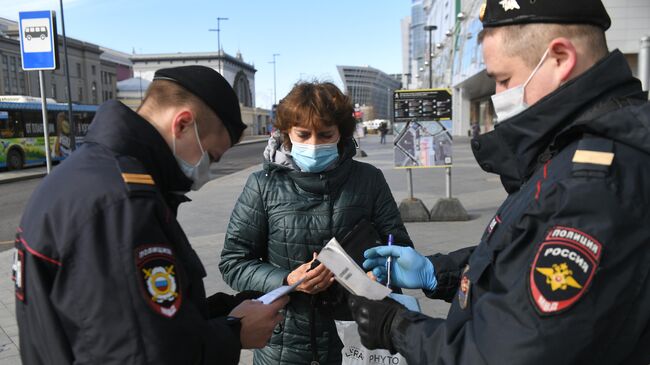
572 134 614 177
116 155 158 194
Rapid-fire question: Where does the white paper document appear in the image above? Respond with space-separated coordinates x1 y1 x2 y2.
317 238 391 300
256 277 305 304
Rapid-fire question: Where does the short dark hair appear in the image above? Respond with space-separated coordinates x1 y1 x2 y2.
138 79 215 123
275 82 356 148
478 23 608 68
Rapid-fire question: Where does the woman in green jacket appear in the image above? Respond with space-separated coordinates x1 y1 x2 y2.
219 82 413 364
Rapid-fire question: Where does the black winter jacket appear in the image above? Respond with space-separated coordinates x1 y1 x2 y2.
15 101 243 364
220 138 413 364
391 51 650 364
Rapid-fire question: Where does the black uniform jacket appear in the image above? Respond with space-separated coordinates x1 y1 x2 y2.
13 100 242 364
390 51 650 364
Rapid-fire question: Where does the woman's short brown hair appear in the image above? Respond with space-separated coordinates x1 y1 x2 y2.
275 82 356 148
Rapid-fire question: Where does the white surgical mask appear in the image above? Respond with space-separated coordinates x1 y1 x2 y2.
172 120 216 191
491 48 550 122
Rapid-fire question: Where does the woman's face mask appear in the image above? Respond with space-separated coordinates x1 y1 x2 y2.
288 125 340 173
172 120 217 191
491 48 551 122
290 138 339 173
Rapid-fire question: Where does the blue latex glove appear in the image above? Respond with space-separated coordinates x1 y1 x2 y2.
362 246 437 291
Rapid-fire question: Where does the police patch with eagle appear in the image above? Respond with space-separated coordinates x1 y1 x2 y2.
529 226 602 315
135 245 182 318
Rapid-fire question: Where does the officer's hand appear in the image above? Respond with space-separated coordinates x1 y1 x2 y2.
286 253 335 294
362 246 437 290
347 294 405 353
206 290 264 318
229 296 289 349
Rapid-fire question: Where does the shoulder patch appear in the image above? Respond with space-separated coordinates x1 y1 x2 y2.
121 173 155 185
116 155 157 193
135 244 182 318
529 226 602 315
572 150 614 166
572 135 614 175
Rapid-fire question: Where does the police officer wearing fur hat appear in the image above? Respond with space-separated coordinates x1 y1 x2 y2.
348 1 650 363
14 66 289 364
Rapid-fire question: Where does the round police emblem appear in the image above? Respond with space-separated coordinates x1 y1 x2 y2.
135 245 182 318
529 226 602 315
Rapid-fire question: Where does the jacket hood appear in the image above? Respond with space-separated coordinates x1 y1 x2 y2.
473 50 648 193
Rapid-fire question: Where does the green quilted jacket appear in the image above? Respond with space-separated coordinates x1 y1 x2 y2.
219 137 412 365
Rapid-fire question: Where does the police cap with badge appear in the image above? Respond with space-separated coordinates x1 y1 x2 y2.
153 65 247 146
480 0 611 30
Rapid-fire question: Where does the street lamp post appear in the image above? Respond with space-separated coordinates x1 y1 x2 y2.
59 0 76 151
424 25 437 89
269 53 280 104
208 17 228 73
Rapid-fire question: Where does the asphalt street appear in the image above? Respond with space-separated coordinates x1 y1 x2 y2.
0 140 267 250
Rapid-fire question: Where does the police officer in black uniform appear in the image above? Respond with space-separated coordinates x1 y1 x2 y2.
13 66 289 364
347 1 650 363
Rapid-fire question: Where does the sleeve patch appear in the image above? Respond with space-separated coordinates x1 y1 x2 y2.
135 244 182 318
529 226 602 315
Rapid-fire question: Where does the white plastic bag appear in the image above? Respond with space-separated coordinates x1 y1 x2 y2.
335 320 408 365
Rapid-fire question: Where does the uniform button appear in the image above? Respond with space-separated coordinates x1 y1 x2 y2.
471 139 481 151
482 163 493 172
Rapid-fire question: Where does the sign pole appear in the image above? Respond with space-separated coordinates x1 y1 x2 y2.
407 168 414 200
446 167 451 198
38 70 52 173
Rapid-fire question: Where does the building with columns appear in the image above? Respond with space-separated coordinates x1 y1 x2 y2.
127 50 269 135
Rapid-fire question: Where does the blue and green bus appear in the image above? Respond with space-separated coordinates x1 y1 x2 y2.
0 97 98 170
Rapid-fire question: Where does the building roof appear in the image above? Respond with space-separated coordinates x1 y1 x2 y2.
131 50 256 72
117 77 151 92
100 47 133 66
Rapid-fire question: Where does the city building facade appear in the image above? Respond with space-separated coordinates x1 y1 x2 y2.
402 0 650 136
337 65 402 120
0 17 119 105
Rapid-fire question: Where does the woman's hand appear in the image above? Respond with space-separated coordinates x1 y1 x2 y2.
286 253 335 294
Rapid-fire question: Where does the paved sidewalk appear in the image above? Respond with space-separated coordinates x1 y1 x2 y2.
0 134 506 364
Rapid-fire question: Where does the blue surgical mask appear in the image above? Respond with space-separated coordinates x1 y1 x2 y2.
172 121 216 191
491 48 550 122
290 138 339 173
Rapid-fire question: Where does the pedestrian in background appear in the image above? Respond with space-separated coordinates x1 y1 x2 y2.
219 81 413 365
14 66 288 364
378 121 388 144
347 1 650 363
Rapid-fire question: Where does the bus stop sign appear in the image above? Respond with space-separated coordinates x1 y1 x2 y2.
19 10 59 70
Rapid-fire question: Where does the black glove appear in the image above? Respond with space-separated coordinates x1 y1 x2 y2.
347 294 407 353
206 290 264 318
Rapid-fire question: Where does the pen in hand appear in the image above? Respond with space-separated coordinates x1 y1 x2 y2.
386 234 393 289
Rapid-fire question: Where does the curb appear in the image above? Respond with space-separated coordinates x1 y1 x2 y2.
0 171 48 185
234 137 268 146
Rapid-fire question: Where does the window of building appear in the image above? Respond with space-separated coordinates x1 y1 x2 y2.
76 63 82 77
91 65 96 75
18 71 26 94
2 55 9 93
91 82 97 104
51 83 57 99
78 87 83 102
